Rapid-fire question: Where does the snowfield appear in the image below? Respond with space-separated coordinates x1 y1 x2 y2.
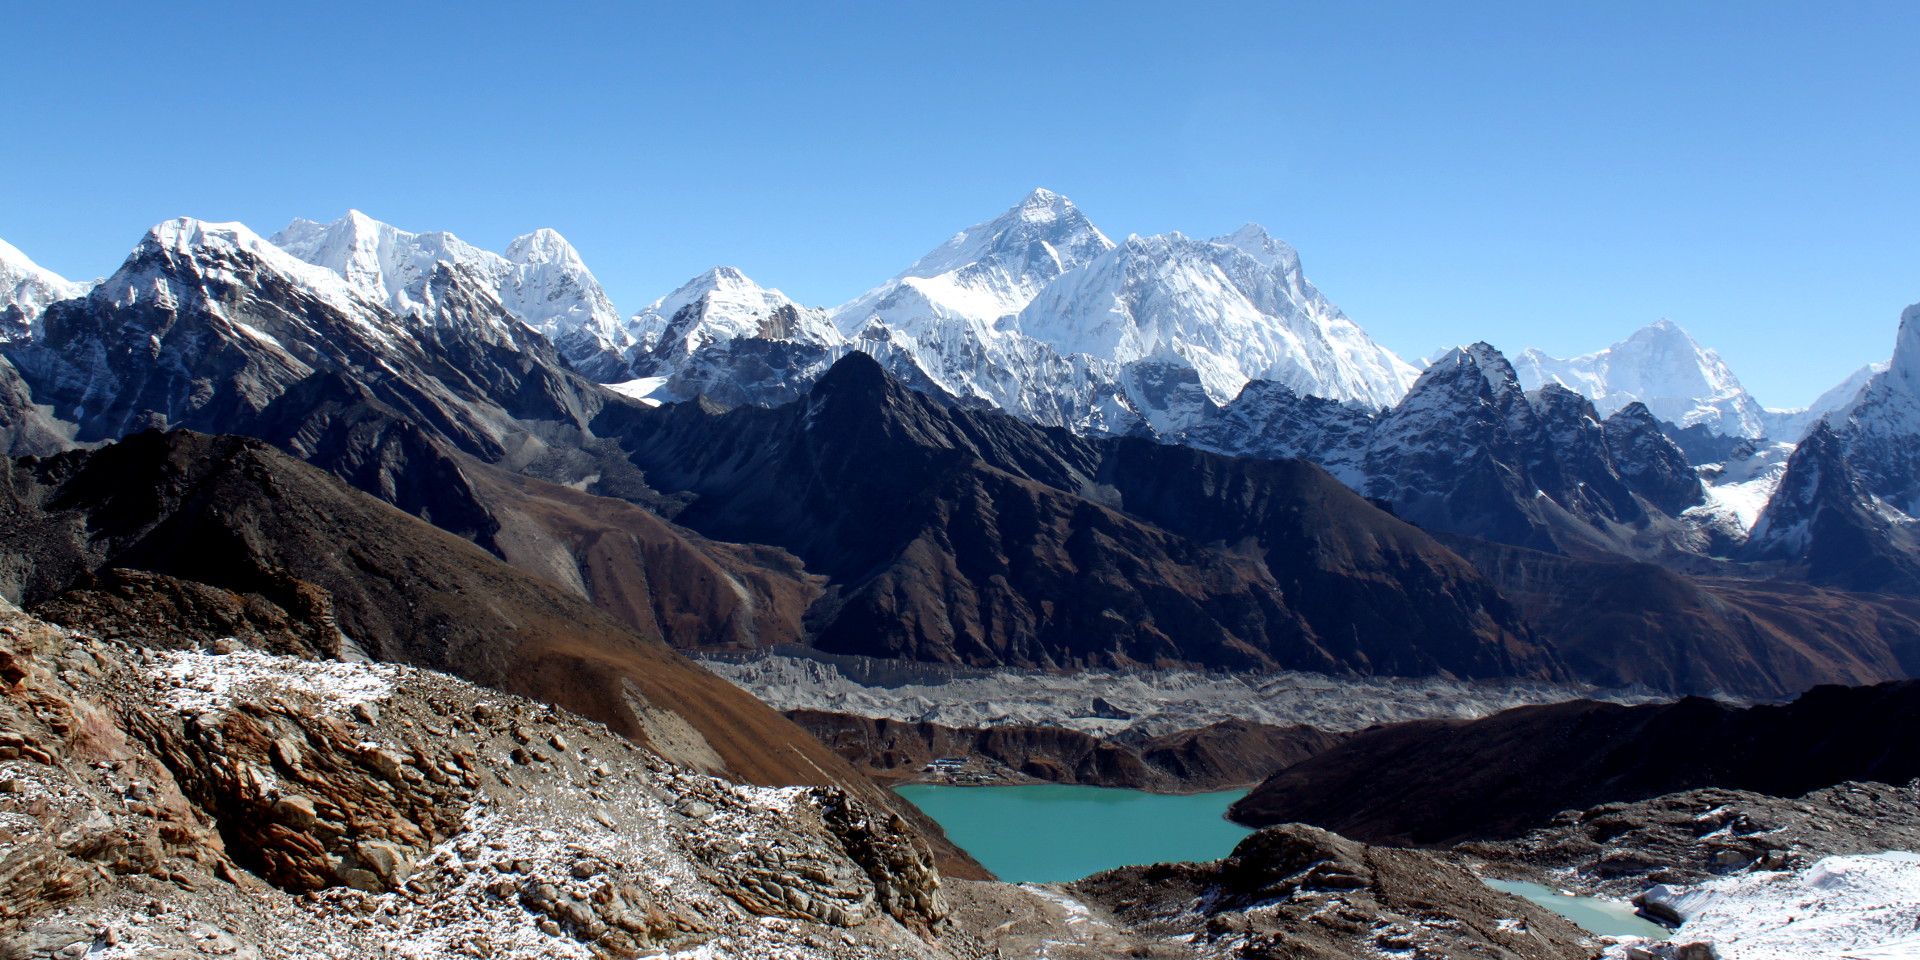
1639 852 1920 959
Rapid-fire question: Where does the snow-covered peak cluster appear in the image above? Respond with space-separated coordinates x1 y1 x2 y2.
831 188 1116 342
1515 319 1770 437
1 193 1894 486
0 192 1427 427
806 190 1422 429
1017 229 1419 409
270 211 624 346
100 217 380 320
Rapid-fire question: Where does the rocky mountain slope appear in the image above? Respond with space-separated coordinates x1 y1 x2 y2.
1074 824 1594 960
0 509 1635 960
1435 532 1920 698
1227 679 1920 846
0 593 983 959
0 428 984 878
611 351 1545 677
1462 780 1920 900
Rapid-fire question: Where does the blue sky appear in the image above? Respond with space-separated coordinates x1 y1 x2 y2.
6 1 1917 407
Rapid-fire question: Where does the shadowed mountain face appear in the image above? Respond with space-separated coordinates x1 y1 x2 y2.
603 352 1550 678
1228 680 1920 846
1742 423 1920 596
0 429 987 879
1438 532 1920 699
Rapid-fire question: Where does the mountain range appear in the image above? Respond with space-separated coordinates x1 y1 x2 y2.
5 190 1919 960
1 192 1919 704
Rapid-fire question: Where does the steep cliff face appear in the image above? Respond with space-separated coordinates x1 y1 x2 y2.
610 352 1547 679
1743 423 1920 595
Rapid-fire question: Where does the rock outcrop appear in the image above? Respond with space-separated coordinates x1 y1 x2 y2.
1460 780 1920 899
0 597 973 959
1075 824 1594 960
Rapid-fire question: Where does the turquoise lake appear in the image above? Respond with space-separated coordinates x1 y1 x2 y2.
1483 880 1671 939
894 783 1254 883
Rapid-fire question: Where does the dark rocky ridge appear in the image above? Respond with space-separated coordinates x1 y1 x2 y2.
1229 679 1920 846
1742 422 1920 596
607 352 1548 678
789 710 1346 793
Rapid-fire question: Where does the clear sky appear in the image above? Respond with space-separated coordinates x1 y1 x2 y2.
6 1 1916 407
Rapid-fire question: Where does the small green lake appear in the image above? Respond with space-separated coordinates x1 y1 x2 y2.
894 783 1253 883
1484 879 1671 939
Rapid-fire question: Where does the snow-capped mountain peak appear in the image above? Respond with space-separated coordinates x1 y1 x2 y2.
1514 318 1767 437
104 217 377 319
1885 302 1920 393
1015 227 1418 409
271 212 623 346
1212 222 1301 272
831 188 1115 339
0 237 91 340
502 227 577 265
897 187 1112 281
631 266 842 354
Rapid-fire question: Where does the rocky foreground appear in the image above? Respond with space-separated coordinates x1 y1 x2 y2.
0 597 967 959
2 595 1651 960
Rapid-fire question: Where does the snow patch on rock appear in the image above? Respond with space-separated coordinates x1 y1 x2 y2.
154 649 397 715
